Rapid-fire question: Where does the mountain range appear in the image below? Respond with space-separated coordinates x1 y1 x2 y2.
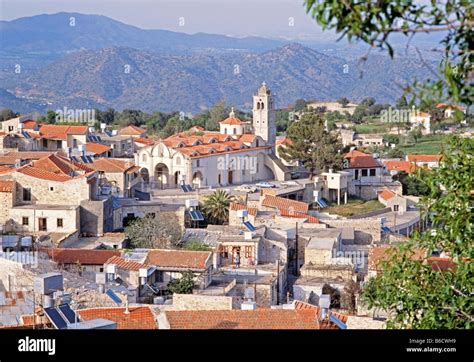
0 13 439 113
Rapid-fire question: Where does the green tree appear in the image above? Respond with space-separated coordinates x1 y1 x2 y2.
125 214 182 249
293 99 308 112
304 0 472 107
362 136 474 329
395 96 408 109
278 113 344 177
165 270 195 295
0 109 18 122
396 171 430 196
207 100 228 131
383 134 400 145
117 109 143 127
408 125 423 143
201 190 235 225
184 240 212 251
338 97 350 108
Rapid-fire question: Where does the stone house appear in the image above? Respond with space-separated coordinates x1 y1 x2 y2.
42 248 121 273
89 158 141 197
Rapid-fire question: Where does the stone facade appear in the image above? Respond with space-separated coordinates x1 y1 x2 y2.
171 293 233 311
324 219 382 243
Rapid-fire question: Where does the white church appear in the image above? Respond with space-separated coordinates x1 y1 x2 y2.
135 83 290 189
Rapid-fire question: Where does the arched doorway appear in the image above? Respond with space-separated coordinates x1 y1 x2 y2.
140 168 150 184
155 163 169 189
192 171 203 188
228 170 233 185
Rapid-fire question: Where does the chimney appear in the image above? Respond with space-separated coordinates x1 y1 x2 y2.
319 294 331 321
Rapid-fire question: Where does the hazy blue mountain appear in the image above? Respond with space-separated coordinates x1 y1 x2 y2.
2 44 435 113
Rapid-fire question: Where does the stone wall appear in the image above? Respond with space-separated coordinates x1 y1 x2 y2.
324 219 382 243
0 190 14 225
9 206 79 233
11 172 91 206
171 293 232 310
80 200 106 236
300 264 354 280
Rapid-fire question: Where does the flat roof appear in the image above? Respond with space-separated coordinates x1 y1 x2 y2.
13 204 79 210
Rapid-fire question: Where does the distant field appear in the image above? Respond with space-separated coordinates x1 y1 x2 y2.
324 199 385 217
355 123 391 134
398 134 449 154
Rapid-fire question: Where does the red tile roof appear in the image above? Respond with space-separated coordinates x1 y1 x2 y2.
276 137 293 146
383 160 417 174
164 309 320 329
0 151 53 165
279 208 319 223
0 180 15 192
78 307 157 329
293 300 349 329
262 195 309 214
426 257 456 271
436 103 465 111
86 142 111 155
43 248 121 265
407 154 442 163
39 124 88 140
134 137 154 145
22 120 37 129
105 256 144 271
378 189 396 201
368 246 425 272
219 115 246 125
17 165 74 182
344 150 381 168
118 125 146 136
146 249 211 270
229 202 258 216
89 158 137 173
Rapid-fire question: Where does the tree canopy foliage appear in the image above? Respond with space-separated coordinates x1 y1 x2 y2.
279 113 344 176
125 214 182 249
362 136 473 329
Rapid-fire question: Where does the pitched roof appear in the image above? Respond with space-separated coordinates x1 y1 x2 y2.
407 154 442 163
89 158 137 173
86 142 111 155
378 189 396 201
164 309 319 329
0 151 53 165
262 195 309 213
0 180 15 192
368 246 425 271
145 249 211 270
279 208 319 223
118 125 146 136
16 165 74 182
344 150 381 168
436 103 465 111
22 120 37 129
43 248 121 265
383 160 417 174
426 257 456 271
276 137 293 146
39 124 88 140
104 256 144 271
293 300 349 329
229 202 258 216
78 307 157 329
134 137 154 145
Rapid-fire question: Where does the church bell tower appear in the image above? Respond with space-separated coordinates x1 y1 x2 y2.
253 82 276 151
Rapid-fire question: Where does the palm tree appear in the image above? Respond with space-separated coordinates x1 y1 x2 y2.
201 190 235 225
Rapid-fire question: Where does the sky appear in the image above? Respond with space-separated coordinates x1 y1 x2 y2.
0 0 338 41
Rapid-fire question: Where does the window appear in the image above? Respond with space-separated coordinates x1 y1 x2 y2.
72 139 78 148
146 212 156 218
233 128 236 135
8 126 14 132
244 246 252 258
361 169 368 177
57 140 63 149
57 218 63 228
394 205 399 212
156 271 163 283
23 188 31 202
196 159 200 167
22 217 29 226
369 169 376 176
49 186 54 192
